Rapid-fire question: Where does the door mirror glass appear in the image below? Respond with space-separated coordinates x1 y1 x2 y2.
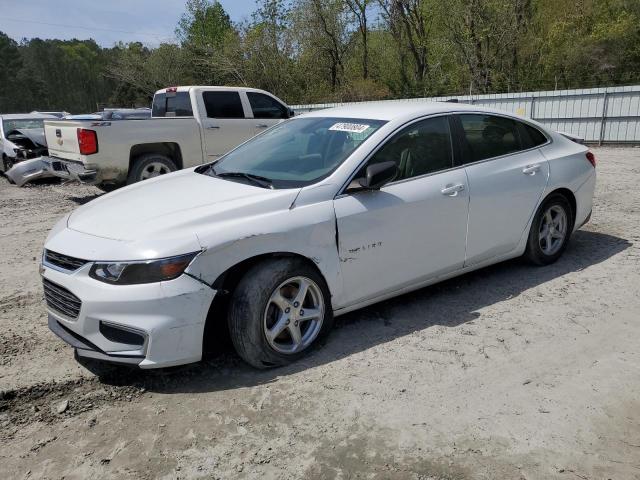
360 161 397 189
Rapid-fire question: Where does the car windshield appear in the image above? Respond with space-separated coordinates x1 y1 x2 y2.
205 117 386 188
3 119 45 132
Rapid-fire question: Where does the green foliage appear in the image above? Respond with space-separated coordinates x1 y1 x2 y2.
1 0 639 113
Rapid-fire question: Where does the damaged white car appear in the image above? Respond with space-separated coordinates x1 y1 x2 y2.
42 102 596 369
1 113 56 185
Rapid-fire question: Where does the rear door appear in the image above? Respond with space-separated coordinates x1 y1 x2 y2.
455 114 550 265
246 91 290 135
196 90 254 159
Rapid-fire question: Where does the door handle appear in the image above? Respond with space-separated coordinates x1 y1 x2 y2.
441 183 465 196
255 124 269 128
206 125 220 130
522 164 541 175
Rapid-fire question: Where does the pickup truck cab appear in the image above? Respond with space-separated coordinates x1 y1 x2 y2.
43 86 293 191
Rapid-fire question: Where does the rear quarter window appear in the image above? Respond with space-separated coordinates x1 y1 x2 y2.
152 92 193 117
521 124 548 148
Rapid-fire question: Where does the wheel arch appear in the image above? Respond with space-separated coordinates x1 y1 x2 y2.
201 251 333 355
543 187 577 228
129 142 184 172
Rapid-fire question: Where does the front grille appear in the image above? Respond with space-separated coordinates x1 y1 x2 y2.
44 250 88 271
43 278 82 319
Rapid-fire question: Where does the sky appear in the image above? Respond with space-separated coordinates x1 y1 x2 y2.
0 0 258 47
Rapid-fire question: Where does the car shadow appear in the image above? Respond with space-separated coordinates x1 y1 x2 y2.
91 229 630 393
69 193 102 205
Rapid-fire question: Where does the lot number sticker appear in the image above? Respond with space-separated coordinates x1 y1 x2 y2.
329 123 371 133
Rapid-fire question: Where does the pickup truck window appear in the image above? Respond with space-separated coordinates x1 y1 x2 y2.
247 92 288 119
206 117 386 188
152 92 193 117
203 91 245 119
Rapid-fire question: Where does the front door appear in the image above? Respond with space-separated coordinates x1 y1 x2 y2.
334 115 469 306
199 90 254 159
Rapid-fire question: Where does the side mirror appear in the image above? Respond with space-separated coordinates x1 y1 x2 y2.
287 108 295 118
359 161 397 190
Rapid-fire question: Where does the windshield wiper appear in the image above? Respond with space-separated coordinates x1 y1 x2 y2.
214 170 273 189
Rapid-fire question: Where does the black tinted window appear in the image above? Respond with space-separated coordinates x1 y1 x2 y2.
458 114 523 163
368 116 453 181
522 124 547 147
152 92 193 117
203 91 245 119
247 92 288 119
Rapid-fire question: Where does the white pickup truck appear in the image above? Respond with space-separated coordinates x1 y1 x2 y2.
43 86 294 190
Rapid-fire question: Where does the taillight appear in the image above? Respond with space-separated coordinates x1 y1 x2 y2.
586 151 596 168
77 128 98 155
166 86 178 93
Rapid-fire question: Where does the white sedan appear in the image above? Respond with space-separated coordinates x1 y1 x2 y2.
42 102 596 369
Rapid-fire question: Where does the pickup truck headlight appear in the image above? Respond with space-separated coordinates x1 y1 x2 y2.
89 252 198 285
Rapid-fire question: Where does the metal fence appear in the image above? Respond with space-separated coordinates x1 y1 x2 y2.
292 85 640 144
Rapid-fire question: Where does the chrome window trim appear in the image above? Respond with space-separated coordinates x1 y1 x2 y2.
335 110 552 198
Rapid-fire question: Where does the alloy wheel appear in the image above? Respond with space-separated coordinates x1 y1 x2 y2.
538 205 568 256
140 162 171 180
263 276 325 354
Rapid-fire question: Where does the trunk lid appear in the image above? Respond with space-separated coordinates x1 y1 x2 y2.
44 120 83 162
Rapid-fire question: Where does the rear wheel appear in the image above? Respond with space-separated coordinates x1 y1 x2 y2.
524 193 573 265
227 258 333 368
127 154 177 185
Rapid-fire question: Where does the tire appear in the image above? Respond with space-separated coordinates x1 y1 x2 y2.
127 154 177 185
524 193 573 265
228 258 334 369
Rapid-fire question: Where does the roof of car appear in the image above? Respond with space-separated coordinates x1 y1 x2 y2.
299 101 508 121
0 113 57 120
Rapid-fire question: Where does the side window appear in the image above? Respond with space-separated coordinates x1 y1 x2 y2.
202 91 245 119
458 114 523 163
367 116 453 181
247 92 288 119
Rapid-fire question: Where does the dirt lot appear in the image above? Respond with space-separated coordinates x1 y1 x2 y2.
1 147 639 480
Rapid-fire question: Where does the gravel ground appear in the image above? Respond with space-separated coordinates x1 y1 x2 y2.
0 147 639 479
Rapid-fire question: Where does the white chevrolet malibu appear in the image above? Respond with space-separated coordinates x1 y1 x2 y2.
42 102 596 369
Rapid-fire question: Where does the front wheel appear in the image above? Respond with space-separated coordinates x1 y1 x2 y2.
524 193 573 265
228 258 333 368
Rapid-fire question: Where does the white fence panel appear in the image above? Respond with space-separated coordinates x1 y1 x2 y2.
292 85 640 143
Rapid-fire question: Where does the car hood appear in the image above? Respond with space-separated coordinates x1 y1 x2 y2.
67 170 301 242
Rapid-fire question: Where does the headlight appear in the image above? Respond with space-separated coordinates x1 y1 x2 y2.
89 252 198 285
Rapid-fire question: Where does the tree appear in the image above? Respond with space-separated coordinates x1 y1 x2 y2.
345 0 372 79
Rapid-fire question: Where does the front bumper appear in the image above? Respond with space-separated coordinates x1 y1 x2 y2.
41 156 99 184
43 261 216 369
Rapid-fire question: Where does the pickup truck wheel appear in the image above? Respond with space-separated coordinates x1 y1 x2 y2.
127 154 177 184
228 258 334 369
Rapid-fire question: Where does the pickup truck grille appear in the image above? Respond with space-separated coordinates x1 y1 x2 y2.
44 249 88 272
43 278 82 319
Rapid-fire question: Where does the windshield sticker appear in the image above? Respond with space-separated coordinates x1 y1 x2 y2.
329 122 371 134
